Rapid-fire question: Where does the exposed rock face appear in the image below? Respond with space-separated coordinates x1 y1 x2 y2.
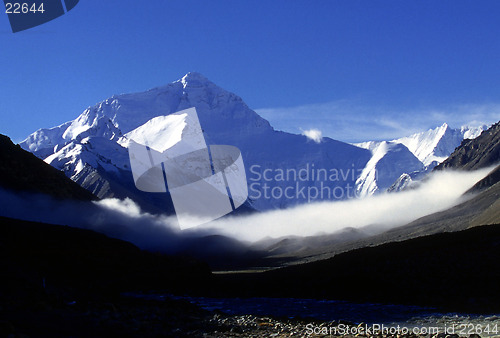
434 121 500 171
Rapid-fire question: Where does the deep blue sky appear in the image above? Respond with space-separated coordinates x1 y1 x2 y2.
1 0 500 142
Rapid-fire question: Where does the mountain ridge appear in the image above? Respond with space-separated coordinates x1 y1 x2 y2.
356 122 488 193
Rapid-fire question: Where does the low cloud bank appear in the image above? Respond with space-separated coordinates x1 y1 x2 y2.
0 189 210 253
206 168 494 241
0 167 493 249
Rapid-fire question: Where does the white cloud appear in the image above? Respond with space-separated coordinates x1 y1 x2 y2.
302 128 323 143
205 167 493 241
0 168 494 251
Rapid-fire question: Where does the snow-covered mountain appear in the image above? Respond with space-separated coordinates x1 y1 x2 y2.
20 73 488 214
355 123 487 194
354 141 424 197
21 73 374 213
392 123 486 166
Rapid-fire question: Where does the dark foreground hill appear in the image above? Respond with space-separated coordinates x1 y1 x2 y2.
0 134 96 201
217 223 500 313
0 216 216 336
2 213 499 337
0 216 211 299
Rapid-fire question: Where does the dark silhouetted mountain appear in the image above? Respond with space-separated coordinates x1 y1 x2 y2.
0 134 96 201
0 216 215 336
0 216 211 300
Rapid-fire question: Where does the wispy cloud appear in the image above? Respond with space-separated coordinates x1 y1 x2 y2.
256 101 500 142
301 128 323 143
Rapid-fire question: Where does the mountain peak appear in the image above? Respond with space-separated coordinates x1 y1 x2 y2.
179 72 210 88
436 122 452 133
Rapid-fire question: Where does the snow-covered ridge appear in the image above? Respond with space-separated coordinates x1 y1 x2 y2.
354 123 487 195
355 123 487 167
392 123 486 166
22 72 272 157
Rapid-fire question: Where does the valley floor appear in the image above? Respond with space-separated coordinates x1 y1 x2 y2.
3 295 500 337
2 216 500 337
